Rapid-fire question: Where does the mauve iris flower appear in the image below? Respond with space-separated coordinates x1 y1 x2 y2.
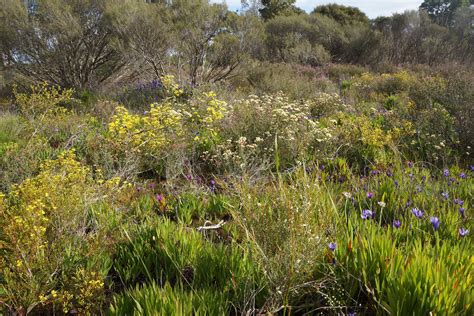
361 209 374 220
441 192 449 199
366 192 374 199
459 207 465 218
406 201 411 208
412 208 424 218
210 179 216 193
459 228 469 237
460 172 466 179
444 169 450 177
393 220 401 229
155 194 164 203
430 216 440 231
453 198 464 206
328 242 336 251
407 161 413 168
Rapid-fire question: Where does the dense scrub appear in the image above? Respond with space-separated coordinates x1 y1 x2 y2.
0 0 473 315
0 69 472 315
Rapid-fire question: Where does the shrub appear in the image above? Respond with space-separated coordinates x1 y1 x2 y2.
109 282 227 315
230 169 339 312
111 218 265 310
203 93 330 174
236 62 337 99
14 83 73 121
333 222 473 315
0 150 127 314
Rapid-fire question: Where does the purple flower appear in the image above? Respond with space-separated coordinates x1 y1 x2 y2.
470 165 474 172
210 179 216 193
155 194 164 203
408 173 414 180
444 169 449 177
405 200 411 208
407 161 413 168
361 209 374 220
328 242 336 251
430 216 440 231
459 207 465 218
148 182 156 189
441 192 449 199
453 199 464 206
412 208 424 219
366 192 374 199
393 220 401 229
386 170 393 177
136 186 142 193
416 185 422 193
459 228 469 237
186 174 193 181
394 180 399 187
459 172 466 179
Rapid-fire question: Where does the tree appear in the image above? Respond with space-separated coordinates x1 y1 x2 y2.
312 3 369 26
107 0 173 80
258 0 298 21
0 0 124 91
264 14 344 65
170 0 229 85
420 0 472 26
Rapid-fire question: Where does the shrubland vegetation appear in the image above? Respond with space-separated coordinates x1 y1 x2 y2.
0 0 473 315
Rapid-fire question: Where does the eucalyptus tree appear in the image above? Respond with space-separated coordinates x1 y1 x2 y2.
0 0 124 91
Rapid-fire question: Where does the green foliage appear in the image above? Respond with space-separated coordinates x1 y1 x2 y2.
312 3 369 26
0 0 123 90
259 0 298 20
420 0 472 26
0 56 472 316
109 282 227 315
0 113 21 156
230 169 339 312
111 218 265 313
334 222 473 315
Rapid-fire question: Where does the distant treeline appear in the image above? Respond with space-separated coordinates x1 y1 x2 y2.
0 0 473 91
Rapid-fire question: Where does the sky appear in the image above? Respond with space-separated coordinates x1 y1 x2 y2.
211 1 422 19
